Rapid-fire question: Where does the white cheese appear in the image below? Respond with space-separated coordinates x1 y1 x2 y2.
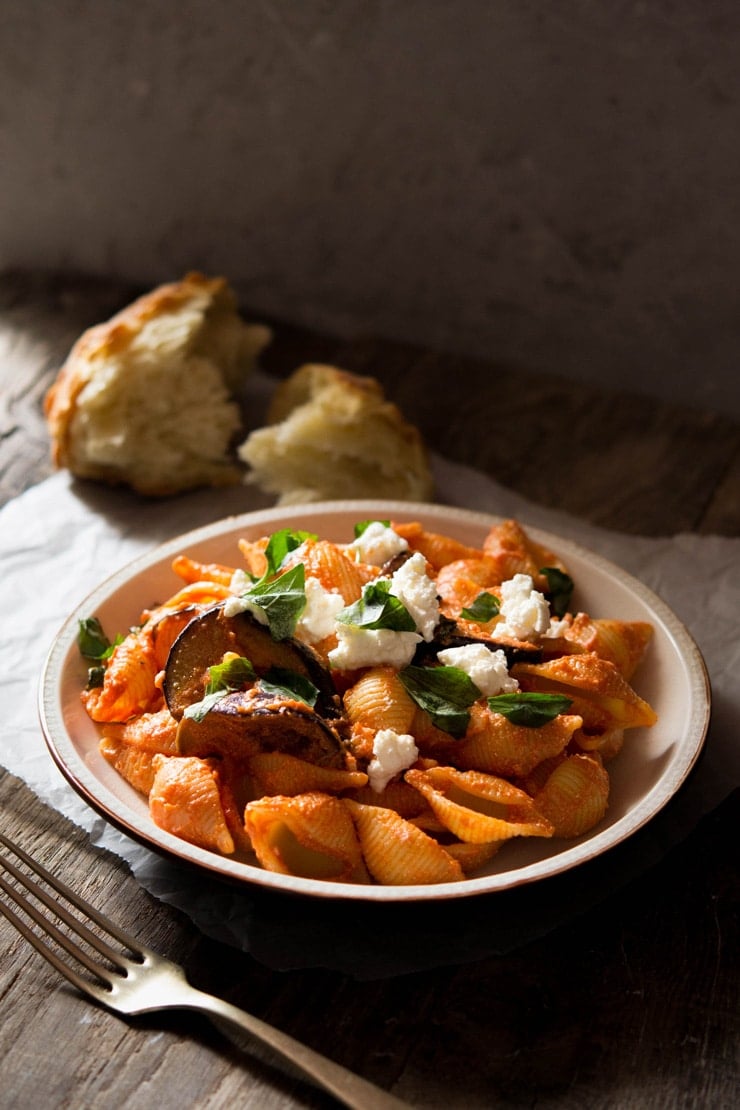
348 521 408 566
367 729 419 793
328 625 421 670
389 552 440 641
436 643 519 696
494 573 551 640
296 577 345 643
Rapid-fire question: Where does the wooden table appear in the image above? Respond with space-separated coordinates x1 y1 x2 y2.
1 272 738 1108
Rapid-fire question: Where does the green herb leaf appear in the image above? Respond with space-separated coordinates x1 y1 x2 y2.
259 667 319 707
86 665 106 689
540 567 574 618
244 563 307 640
184 655 255 722
460 591 500 622
77 617 121 661
353 519 390 538
336 579 416 632
486 692 573 727
399 665 481 738
263 528 316 577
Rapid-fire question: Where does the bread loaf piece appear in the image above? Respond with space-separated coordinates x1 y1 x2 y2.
238 363 434 504
44 272 271 495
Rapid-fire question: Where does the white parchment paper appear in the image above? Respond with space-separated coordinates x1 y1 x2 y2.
1 453 738 976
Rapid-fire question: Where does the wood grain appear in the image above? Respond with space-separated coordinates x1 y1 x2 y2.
0 270 738 1109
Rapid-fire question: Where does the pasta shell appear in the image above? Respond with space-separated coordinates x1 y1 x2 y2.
82 629 161 723
390 522 483 570
513 652 657 731
244 792 368 882
405 767 552 844
344 800 464 884
344 667 416 734
442 839 502 873
349 779 430 819
149 755 235 855
455 703 582 777
237 536 269 577
572 726 625 761
533 754 609 837
564 614 654 679
171 554 236 586
482 519 566 591
248 751 367 796
99 735 158 796
100 707 179 754
299 539 377 603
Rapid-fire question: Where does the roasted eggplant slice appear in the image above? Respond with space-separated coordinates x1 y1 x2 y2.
164 605 340 719
414 617 543 668
177 688 346 768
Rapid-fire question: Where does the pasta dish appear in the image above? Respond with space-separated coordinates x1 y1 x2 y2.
77 517 657 886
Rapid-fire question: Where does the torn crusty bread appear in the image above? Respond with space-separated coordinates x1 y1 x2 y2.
44 272 271 495
237 363 434 504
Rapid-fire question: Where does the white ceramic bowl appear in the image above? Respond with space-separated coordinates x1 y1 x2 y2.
39 501 711 902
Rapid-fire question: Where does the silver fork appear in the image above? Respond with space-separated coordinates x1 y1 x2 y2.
0 832 410 1110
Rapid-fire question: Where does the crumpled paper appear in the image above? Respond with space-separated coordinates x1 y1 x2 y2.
0 454 738 978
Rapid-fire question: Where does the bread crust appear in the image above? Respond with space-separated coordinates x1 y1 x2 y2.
239 363 434 504
44 272 270 495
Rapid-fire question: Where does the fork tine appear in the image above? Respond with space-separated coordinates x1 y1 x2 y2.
0 833 140 995
0 875 111 1002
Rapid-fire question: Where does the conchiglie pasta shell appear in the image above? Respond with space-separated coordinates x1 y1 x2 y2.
455 704 582 777
149 755 235 855
390 522 483 570
247 751 367 796
344 800 464 884
441 839 502 873
300 539 377 603
571 726 625 761
101 707 179 754
82 630 160 723
343 667 416 734
482 519 565 590
405 767 552 844
513 652 657 731
533 754 609 837
349 779 429 819
99 735 158 796
244 792 368 882
565 614 654 679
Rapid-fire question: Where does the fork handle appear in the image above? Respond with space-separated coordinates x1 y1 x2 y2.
176 985 411 1110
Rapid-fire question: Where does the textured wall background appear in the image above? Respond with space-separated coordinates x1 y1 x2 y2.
1 0 739 415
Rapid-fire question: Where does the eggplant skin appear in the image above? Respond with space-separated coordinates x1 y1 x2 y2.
176 688 347 768
163 605 341 720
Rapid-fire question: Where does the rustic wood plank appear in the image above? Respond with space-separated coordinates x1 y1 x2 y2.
2 770 737 1109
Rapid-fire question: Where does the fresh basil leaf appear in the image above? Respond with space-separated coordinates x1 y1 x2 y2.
540 567 574 618
77 617 121 661
399 665 481 739
259 667 319 707
353 519 390 538
244 563 307 640
206 655 255 692
263 528 316 576
460 591 500 622
86 664 106 689
336 579 416 632
487 692 573 727
184 655 255 722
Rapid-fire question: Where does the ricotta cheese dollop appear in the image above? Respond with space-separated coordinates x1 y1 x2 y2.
436 642 519 696
494 573 551 640
367 728 419 793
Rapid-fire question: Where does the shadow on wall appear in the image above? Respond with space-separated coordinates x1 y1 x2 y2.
1 1 739 417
